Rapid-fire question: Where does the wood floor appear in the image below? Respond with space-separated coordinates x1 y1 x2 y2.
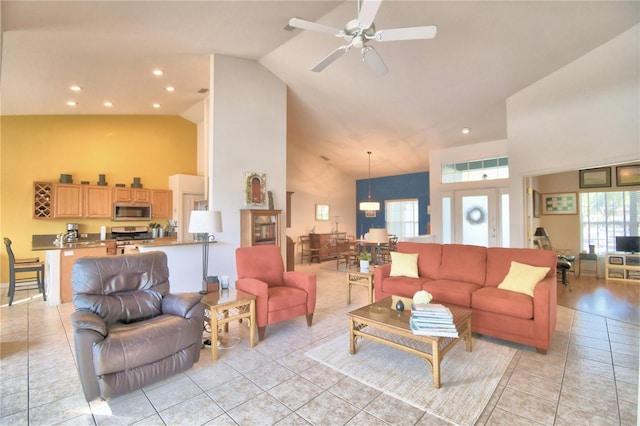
556 274 639 325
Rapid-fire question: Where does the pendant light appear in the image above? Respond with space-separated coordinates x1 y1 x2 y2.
359 151 380 211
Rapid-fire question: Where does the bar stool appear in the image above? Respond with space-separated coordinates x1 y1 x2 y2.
3 238 46 305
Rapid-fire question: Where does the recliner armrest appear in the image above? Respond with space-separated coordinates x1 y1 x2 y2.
71 310 108 337
162 293 203 318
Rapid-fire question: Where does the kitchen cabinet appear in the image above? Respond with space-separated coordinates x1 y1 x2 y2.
53 183 83 218
59 246 107 303
84 185 112 218
33 182 53 219
240 209 281 247
113 187 150 203
310 232 347 261
150 189 172 218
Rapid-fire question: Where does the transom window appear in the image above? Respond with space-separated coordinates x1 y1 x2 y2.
441 157 509 183
385 199 419 239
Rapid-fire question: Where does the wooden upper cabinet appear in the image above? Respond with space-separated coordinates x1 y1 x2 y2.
53 184 83 218
84 185 112 218
113 187 150 203
150 189 172 218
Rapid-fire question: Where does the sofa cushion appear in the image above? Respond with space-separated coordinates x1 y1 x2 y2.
438 244 487 285
485 247 556 287
380 276 427 298
472 287 534 320
390 252 419 278
422 280 482 308
397 242 442 280
497 261 550 297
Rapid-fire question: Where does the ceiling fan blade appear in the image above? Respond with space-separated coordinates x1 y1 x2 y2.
311 46 349 72
288 17 343 36
358 0 382 29
362 46 388 76
375 25 437 42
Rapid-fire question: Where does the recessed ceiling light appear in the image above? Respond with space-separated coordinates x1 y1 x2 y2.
69 85 82 92
152 103 161 109
152 69 163 76
462 127 471 134
165 86 175 92
66 101 78 106
103 101 113 107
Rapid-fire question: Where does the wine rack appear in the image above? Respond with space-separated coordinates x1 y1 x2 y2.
33 182 53 219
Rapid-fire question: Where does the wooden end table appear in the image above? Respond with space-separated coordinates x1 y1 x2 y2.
201 289 256 360
348 298 472 388
347 269 374 304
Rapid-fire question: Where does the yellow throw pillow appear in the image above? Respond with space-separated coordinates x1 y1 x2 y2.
390 252 419 278
497 261 550 297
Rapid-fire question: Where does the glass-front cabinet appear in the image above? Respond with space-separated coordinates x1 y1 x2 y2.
240 209 282 247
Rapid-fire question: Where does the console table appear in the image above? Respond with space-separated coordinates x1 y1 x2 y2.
309 232 347 262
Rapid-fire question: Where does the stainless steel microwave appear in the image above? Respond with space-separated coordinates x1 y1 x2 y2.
113 203 152 221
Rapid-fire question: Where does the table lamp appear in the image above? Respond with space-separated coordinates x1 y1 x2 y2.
368 228 389 264
188 210 223 294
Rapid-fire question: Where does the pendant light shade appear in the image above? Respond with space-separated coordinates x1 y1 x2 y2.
359 151 380 211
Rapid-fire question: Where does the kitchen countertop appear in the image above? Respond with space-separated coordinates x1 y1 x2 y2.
32 234 182 251
32 240 113 251
137 239 217 248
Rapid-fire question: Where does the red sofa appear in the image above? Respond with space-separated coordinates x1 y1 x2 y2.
374 242 558 353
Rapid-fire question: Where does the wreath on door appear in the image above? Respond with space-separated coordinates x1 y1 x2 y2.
465 206 486 225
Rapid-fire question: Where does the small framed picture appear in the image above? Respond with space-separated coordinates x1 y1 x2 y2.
315 204 329 221
608 256 624 265
616 164 640 187
532 189 540 218
542 192 577 215
579 167 611 188
364 211 376 218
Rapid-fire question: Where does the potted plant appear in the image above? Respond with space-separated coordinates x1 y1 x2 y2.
359 251 372 271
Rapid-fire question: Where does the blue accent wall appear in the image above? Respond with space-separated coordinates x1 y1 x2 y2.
356 172 430 237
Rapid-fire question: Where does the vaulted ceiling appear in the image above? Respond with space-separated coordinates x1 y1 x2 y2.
2 1 638 178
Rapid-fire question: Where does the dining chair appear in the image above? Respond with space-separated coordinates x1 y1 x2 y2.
3 238 46 306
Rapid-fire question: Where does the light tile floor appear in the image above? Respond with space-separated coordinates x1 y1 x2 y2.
1 263 638 425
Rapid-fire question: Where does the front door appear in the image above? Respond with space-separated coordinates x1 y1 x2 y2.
454 189 498 247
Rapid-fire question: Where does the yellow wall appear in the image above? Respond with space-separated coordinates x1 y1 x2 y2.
0 115 197 282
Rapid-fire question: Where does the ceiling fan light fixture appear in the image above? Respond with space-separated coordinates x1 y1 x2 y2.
359 151 380 212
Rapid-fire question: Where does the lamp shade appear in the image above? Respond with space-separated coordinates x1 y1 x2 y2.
533 227 549 238
368 228 389 244
359 200 380 211
189 210 223 234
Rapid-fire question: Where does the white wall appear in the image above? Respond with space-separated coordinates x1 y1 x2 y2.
287 143 356 262
208 54 288 282
507 24 640 247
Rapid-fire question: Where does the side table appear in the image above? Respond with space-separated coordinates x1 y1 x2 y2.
347 269 375 304
201 289 256 360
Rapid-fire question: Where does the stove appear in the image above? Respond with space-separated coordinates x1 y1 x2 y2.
111 226 154 253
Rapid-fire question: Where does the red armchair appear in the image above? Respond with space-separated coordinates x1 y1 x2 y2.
235 245 316 341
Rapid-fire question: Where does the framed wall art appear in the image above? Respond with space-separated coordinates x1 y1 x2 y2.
616 164 640 187
532 189 540 218
245 172 266 206
364 210 377 218
542 192 577 215
315 204 329 221
579 167 611 188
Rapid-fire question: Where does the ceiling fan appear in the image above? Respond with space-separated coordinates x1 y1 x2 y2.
288 0 437 76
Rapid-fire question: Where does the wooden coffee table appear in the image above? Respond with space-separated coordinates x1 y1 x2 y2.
348 297 472 388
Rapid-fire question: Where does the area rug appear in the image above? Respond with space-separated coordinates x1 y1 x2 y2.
306 333 516 425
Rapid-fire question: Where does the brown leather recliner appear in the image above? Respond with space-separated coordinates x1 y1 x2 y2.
70 251 204 402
